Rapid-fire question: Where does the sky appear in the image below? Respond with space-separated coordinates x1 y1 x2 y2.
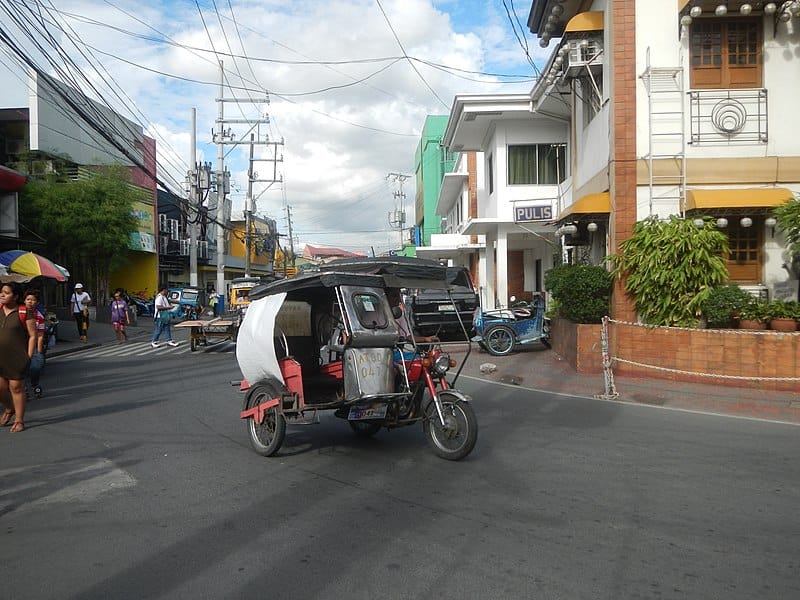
0 0 550 255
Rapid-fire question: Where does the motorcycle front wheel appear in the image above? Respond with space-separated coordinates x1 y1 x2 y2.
484 324 515 356
245 386 286 456
423 391 478 461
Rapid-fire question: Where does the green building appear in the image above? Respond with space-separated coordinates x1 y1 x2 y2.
413 115 457 249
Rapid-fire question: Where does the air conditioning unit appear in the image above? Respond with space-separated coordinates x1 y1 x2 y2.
198 240 208 259
169 219 179 240
158 214 168 232
565 37 603 77
158 236 169 254
179 239 190 255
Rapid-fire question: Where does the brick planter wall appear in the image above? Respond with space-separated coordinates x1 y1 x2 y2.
609 321 799 392
554 318 799 392
551 318 603 373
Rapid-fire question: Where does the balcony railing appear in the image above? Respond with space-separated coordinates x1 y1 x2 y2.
688 88 767 145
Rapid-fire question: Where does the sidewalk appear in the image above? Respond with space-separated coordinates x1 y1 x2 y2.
48 318 800 425
450 344 800 425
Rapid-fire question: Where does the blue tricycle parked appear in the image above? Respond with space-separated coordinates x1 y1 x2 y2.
472 294 550 356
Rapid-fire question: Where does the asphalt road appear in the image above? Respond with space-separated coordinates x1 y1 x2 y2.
2 341 799 600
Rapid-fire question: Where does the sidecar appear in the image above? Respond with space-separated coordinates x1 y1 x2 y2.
236 257 477 460
473 294 550 356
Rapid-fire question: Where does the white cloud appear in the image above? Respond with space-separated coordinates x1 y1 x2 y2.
2 0 541 254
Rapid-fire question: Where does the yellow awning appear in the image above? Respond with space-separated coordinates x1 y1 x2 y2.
564 11 604 33
685 188 794 211
558 192 610 221
678 0 690 12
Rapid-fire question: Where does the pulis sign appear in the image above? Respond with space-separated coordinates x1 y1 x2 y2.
514 205 552 223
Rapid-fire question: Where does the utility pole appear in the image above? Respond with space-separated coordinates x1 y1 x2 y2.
286 204 295 268
244 133 255 277
214 60 228 303
245 135 284 276
188 108 198 287
212 59 277 296
387 172 411 250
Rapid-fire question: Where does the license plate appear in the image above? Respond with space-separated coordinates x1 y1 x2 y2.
437 305 455 312
348 403 388 420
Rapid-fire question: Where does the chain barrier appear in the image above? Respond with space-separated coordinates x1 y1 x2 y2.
605 317 800 384
596 315 619 399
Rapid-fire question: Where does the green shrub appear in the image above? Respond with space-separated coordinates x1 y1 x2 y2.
544 264 613 324
700 284 753 328
607 216 730 327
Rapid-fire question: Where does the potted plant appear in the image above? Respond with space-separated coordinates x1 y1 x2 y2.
766 299 799 332
738 299 769 330
700 284 753 328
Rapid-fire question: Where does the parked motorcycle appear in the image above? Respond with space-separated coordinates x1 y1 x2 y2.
473 294 550 356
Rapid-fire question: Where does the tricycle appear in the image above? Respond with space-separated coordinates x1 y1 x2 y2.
472 294 550 356
236 257 478 461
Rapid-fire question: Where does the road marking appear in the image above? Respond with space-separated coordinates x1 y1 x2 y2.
0 458 136 516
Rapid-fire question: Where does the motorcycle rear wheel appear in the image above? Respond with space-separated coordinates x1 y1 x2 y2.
423 391 478 461
484 324 515 356
245 386 286 456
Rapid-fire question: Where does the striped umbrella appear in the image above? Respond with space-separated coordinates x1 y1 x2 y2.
0 250 70 282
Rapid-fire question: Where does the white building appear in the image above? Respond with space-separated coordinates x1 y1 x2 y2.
434 94 570 309
528 0 800 308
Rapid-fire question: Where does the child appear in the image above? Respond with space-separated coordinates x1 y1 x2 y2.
110 290 130 344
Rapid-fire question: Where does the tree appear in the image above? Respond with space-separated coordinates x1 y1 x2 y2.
608 216 730 327
773 197 800 255
20 165 140 303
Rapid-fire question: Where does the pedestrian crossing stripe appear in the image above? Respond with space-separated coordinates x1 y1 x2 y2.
49 340 234 361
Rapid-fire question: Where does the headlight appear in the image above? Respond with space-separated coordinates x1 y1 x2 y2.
432 354 451 375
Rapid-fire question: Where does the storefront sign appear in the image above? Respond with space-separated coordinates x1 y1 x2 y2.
514 205 552 223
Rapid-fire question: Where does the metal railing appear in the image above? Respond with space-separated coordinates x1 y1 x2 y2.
688 88 768 144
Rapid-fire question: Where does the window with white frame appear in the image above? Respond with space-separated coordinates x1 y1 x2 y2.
507 144 567 185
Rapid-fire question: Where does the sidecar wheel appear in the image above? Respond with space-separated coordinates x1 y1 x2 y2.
245 387 286 457
484 325 515 356
423 392 478 461
349 421 382 436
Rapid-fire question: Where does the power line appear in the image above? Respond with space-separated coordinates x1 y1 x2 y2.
374 0 449 110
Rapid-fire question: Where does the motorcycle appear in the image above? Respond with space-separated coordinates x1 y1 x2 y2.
473 294 550 356
236 257 478 461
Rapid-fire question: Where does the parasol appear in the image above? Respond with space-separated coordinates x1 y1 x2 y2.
0 250 70 282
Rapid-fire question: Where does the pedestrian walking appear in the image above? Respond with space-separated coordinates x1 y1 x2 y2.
110 290 130 344
0 282 37 433
151 286 179 348
208 289 218 316
70 283 92 342
22 288 46 398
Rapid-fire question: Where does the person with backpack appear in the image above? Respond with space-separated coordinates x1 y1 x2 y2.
151 286 179 348
70 283 92 342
